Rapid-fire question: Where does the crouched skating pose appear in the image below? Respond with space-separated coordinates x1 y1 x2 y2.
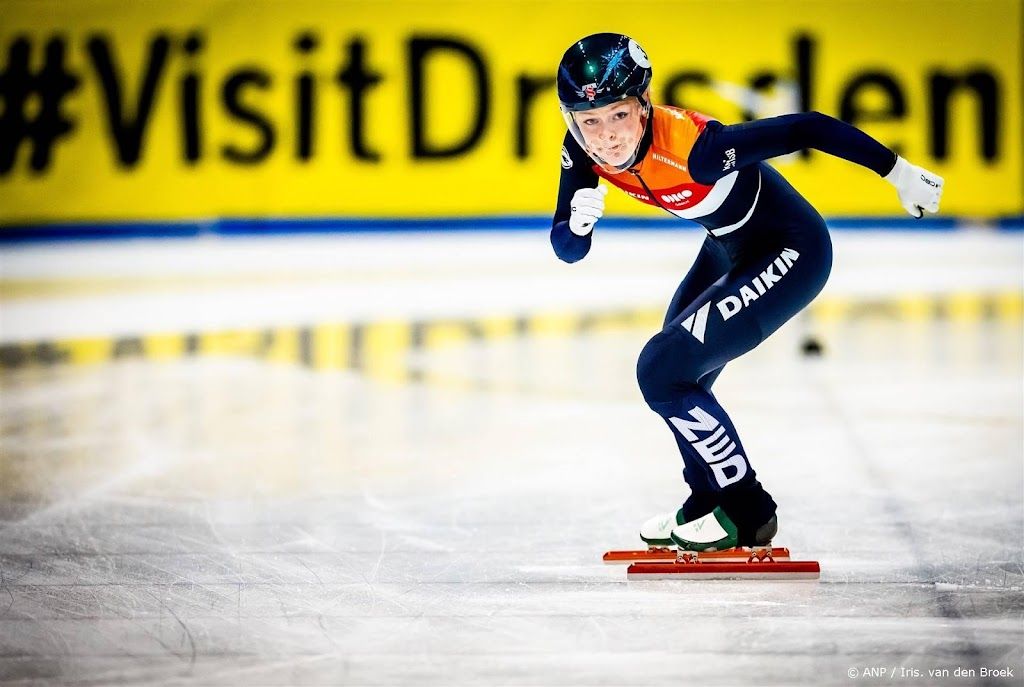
551 33 944 550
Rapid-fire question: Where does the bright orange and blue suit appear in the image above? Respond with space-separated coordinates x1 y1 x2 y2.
551 106 898 543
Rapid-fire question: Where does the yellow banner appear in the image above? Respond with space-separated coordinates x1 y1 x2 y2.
0 0 1020 223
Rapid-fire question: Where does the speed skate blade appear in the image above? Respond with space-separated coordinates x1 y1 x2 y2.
603 547 675 564
627 559 820 580
603 547 791 565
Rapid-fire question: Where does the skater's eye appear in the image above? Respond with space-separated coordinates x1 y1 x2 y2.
613 111 629 120
581 117 598 126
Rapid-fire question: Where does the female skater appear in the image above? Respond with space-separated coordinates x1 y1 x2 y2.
551 33 943 550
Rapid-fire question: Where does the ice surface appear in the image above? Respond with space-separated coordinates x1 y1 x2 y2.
1 307 1022 684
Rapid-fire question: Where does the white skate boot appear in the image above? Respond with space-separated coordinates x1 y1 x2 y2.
639 492 720 547
639 508 687 547
670 507 778 552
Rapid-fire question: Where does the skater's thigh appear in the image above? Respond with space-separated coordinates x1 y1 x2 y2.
665 234 831 364
638 222 832 399
663 236 732 327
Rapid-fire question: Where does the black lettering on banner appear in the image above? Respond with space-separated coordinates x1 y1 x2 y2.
839 72 906 155
181 32 204 164
221 69 275 163
711 38 813 130
336 37 383 162
86 34 171 167
0 30 1010 180
661 71 710 109
0 36 80 175
515 74 554 159
928 70 999 161
793 34 814 160
408 36 490 158
662 35 811 138
294 32 318 162
795 35 814 116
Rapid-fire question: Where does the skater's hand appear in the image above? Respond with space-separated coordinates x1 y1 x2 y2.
885 156 944 219
569 184 608 236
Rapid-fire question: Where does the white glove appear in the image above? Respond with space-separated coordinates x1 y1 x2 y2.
569 184 608 236
884 156 944 218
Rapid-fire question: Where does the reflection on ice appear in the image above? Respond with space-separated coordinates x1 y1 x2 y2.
0 319 1021 685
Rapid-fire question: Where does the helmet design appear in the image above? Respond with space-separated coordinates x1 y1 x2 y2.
557 33 652 172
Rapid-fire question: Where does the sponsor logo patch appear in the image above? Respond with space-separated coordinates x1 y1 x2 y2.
653 152 687 172
669 405 748 488
680 248 800 344
661 189 694 204
628 39 650 68
680 301 711 343
722 148 737 171
717 248 800 321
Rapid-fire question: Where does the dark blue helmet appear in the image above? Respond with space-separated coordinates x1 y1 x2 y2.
557 33 652 113
557 33 652 171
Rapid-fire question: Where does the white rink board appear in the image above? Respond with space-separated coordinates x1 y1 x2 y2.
1 228 1021 342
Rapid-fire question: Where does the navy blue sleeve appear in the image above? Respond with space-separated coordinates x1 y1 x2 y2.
687 111 898 185
551 131 600 263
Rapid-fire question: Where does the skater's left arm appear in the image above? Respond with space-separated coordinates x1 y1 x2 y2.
688 111 944 217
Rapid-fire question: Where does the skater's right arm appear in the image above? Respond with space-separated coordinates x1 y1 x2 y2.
551 132 604 263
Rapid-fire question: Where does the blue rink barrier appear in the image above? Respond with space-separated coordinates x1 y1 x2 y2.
0 215 1021 244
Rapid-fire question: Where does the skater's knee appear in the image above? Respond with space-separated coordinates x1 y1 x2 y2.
636 330 702 405
636 332 668 402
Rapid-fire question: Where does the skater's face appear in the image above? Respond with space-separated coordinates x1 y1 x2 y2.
574 97 644 167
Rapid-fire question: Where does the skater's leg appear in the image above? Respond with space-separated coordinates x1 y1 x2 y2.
663 238 731 393
637 225 832 545
659 236 732 500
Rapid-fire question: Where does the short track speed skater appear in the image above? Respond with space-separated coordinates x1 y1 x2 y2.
552 33 943 573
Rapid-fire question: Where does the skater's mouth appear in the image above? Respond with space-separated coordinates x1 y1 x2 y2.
603 143 626 158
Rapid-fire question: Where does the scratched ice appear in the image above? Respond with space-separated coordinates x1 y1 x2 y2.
0 317 1021 686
